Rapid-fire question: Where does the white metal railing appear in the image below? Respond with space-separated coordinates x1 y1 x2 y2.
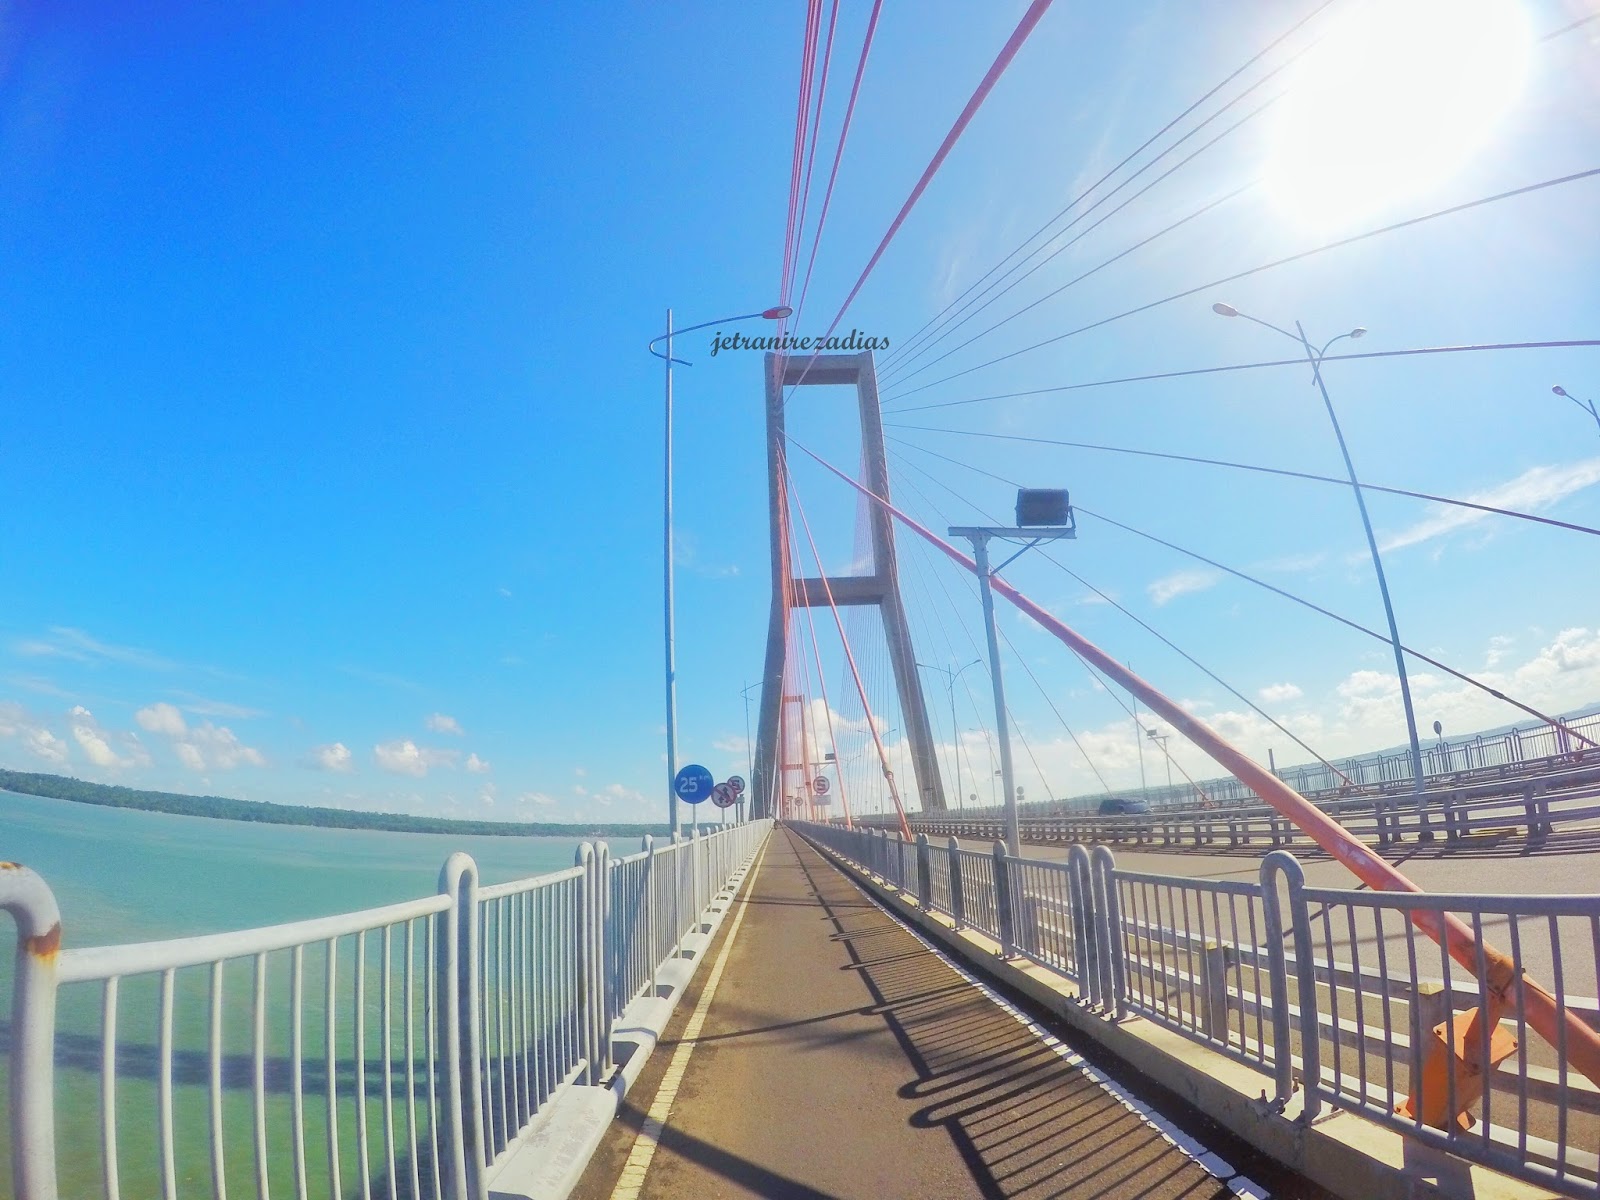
798 822 1600 1200
2 820 771 1200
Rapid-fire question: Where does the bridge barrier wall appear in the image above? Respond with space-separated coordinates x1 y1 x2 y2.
2 819 772 1200
797 822 1600 1200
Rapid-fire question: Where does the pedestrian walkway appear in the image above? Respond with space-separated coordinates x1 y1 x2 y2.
571 827 1253 1199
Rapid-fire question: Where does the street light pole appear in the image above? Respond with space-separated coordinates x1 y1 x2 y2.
1148 728 1174 793
1130 666 1148 803
917 658 982 814
952 501 1077 858
1553 385 1600 438
662 308 679 837
650 303 790 835
968 534 1021 855
1213 303 1430 836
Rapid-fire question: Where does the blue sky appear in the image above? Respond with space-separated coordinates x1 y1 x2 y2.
1 1 1597 824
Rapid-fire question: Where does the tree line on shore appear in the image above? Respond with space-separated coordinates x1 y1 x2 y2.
0 768 666 838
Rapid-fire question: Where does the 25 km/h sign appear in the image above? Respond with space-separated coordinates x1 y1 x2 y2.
673 764 715 805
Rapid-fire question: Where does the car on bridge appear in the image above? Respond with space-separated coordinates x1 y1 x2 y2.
1098 796 1153 838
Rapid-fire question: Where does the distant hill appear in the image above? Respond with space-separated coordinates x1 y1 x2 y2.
0 768 667 839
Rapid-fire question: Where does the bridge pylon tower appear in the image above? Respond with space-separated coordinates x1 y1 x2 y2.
751 351 947 819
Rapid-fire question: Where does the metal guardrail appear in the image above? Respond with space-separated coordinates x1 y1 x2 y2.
1 821 771 1200
999 709 1600 812
797 822 1600 1200
898 758 1600 853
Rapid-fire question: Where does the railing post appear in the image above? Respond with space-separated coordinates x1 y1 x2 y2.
1260 850 1319 1119
691 826 704 930
1067 844 1097 1004
438 852 485 1200
915 834 932 910
1201 941 1230 1041
596 843 613 1078
643 835 658 997
992 841 1016 957
1090 846 1125 1016
1524 782 1550 841
574 843 607 1086
2 862 63 1200
947 837 966 930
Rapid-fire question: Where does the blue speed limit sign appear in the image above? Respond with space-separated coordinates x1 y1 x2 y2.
673 763 715 804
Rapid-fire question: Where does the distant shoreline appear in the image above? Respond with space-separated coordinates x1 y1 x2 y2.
0 768 666 839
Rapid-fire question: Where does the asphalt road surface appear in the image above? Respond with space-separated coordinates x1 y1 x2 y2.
571 827 1323 1200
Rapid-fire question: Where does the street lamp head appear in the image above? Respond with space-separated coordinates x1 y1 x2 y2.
762 306 793 320
1553 385 1569 397
1211 302 1239 317
1348 327 1367 339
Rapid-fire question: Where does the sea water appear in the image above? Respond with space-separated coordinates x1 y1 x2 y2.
0 788 645 1199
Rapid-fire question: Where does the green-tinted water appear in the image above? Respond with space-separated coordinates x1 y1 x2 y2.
0 788 641 1199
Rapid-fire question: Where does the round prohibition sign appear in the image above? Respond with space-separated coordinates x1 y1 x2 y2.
712 782 738 809
812 775 830 796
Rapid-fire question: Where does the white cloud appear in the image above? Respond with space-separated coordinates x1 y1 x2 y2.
0 702 69 764
306 742 354 772
135 702 188 736
1258 683 1303 703
425 713 464 736
1337 670 1396 700
1380 458 1600 553
1485 635 1514 668
25 727 68 763
14 627 177 670
466 752 491 774
67 706 148 769
517 791 555 806
1147 568 1222 606
173 722 266 771
374 739 458 777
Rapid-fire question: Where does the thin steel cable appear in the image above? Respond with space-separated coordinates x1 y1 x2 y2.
1080 506 1600 750
887 433 1600 750
883 174 1260 391
879 0 1337 374
891 454 1116 798
891 444 1352 781
783 0 1058 399
884 1 1594 385
882 339 1600 414
886 427 1600 539
792 0 885 329
783 446 915 834
889 167 1600 401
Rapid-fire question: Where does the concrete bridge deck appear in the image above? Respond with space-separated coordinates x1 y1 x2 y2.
571 827 1308 1200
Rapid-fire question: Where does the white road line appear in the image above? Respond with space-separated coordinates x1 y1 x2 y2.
826 847 1271 1199
607 838 771 1200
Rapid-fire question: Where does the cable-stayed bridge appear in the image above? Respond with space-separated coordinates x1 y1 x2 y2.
9 1 1600 1197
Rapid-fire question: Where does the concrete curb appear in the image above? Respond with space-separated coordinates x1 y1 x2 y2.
806 837 1559 1200
485 835 770 1200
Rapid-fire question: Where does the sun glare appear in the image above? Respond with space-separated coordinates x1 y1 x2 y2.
1265 0 1533 229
